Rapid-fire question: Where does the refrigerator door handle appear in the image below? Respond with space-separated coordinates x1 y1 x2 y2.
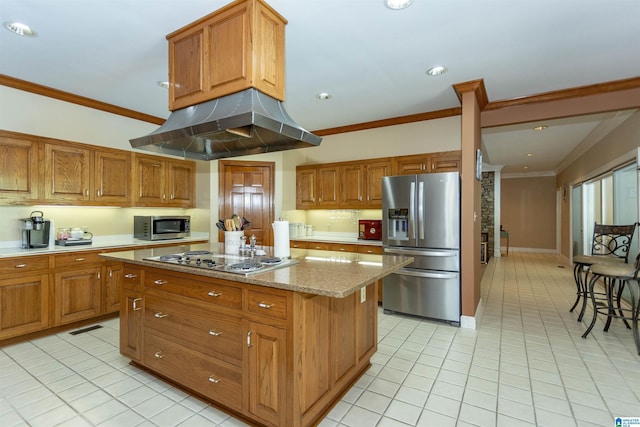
395 269 459 280
384 247 457 257
409 181 416 239
418 181 425 240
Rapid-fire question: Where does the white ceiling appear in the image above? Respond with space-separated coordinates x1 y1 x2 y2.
1 0 638 173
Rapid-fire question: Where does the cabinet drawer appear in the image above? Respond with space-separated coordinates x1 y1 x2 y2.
290 240 308 249
144 330 242 411
247 290 288 320
0 255 50 275
308 242 331 250
122 266 143 291
357 245 383 255
330 243 357 253
145 269 242 310
144 293 243 364
54 251 102 269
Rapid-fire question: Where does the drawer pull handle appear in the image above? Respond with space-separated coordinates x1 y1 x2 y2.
207 291 221 297
124 274 137 279
208 330 222 337
132 298 142 311
15 264 27 268
154 351 164 359
258 302 273 309
75 258 86 262
153 279 168 285
208 376 220 384
154 312 169 318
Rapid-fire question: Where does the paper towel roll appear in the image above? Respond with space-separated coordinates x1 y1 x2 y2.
272 220 290 258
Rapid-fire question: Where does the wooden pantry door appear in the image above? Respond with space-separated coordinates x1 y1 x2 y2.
218 160 274 246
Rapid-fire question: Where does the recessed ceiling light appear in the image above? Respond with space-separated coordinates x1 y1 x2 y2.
527 153 534 157
157 81 169 89
3 21 37 37
533 125 548 131
426 66 448 76
385 0 414 9
524 166 529 169
316 92 331 100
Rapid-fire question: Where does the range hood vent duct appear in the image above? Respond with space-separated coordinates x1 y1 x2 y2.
130 88 321 160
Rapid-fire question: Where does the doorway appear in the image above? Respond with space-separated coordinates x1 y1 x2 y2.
218 160 275 246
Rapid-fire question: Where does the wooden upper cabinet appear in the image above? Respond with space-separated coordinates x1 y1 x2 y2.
316 165 340 207
0 133 40 203
166 160 195 207
341 163 365 208
167 0 286 111
431 151 462 173
94 149 131 205
43 142 91 202
365 159 391 207
296 166 316 209
133 154 195 207
392 154 431 175
393 151 462 175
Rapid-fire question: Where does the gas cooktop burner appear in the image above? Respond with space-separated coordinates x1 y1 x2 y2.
185 250 211 256
227 261 264 272
260 257 282 265
159 254 182 261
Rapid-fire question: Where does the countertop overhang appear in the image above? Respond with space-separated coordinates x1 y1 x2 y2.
100 243 412 298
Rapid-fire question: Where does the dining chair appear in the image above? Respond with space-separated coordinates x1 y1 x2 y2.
582 252 640 355
571 223 637 322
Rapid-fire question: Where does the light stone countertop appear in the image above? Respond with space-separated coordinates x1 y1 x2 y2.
0 232 210 258
100 242 412 299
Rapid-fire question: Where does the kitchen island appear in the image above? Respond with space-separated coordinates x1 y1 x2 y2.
101 244 411 427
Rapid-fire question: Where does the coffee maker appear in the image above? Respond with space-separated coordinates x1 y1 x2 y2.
19 211 51 249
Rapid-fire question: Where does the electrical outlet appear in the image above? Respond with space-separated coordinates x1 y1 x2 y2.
360 287 366 303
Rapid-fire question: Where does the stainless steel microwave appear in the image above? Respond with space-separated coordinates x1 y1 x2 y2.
134 216 191 240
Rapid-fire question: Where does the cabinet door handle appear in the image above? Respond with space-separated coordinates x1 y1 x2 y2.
153 279 168 285
132 298 142 311
75 258 86 262
207 291 221 297
258 302 273 309
208 330 222 337
124 273 137 279
208 376 220 384
154 312 169 318
15 264 27 268
170 193 175 200
247 331 252 347
154 351 164 359
85 189 89 196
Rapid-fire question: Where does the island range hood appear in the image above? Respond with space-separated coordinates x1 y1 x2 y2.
129 88 322 161
130 0 321 160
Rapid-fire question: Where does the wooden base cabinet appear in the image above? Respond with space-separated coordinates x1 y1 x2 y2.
0 274 50 340
121 264 378 427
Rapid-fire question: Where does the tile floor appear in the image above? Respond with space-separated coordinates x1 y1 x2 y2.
1 252 639 427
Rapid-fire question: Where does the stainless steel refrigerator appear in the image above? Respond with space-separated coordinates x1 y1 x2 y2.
382 172 461 325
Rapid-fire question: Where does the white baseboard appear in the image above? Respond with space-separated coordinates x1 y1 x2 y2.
460 298 484 329
503 247 558 254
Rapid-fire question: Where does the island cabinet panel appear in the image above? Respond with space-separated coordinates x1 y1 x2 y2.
120 262 379 427
144 291 243 365
0 134 40 203
246 320 288 427
120 266 143 361
292 294 331 415
0 274 50 340
144 268 243 310
144 329 243 411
